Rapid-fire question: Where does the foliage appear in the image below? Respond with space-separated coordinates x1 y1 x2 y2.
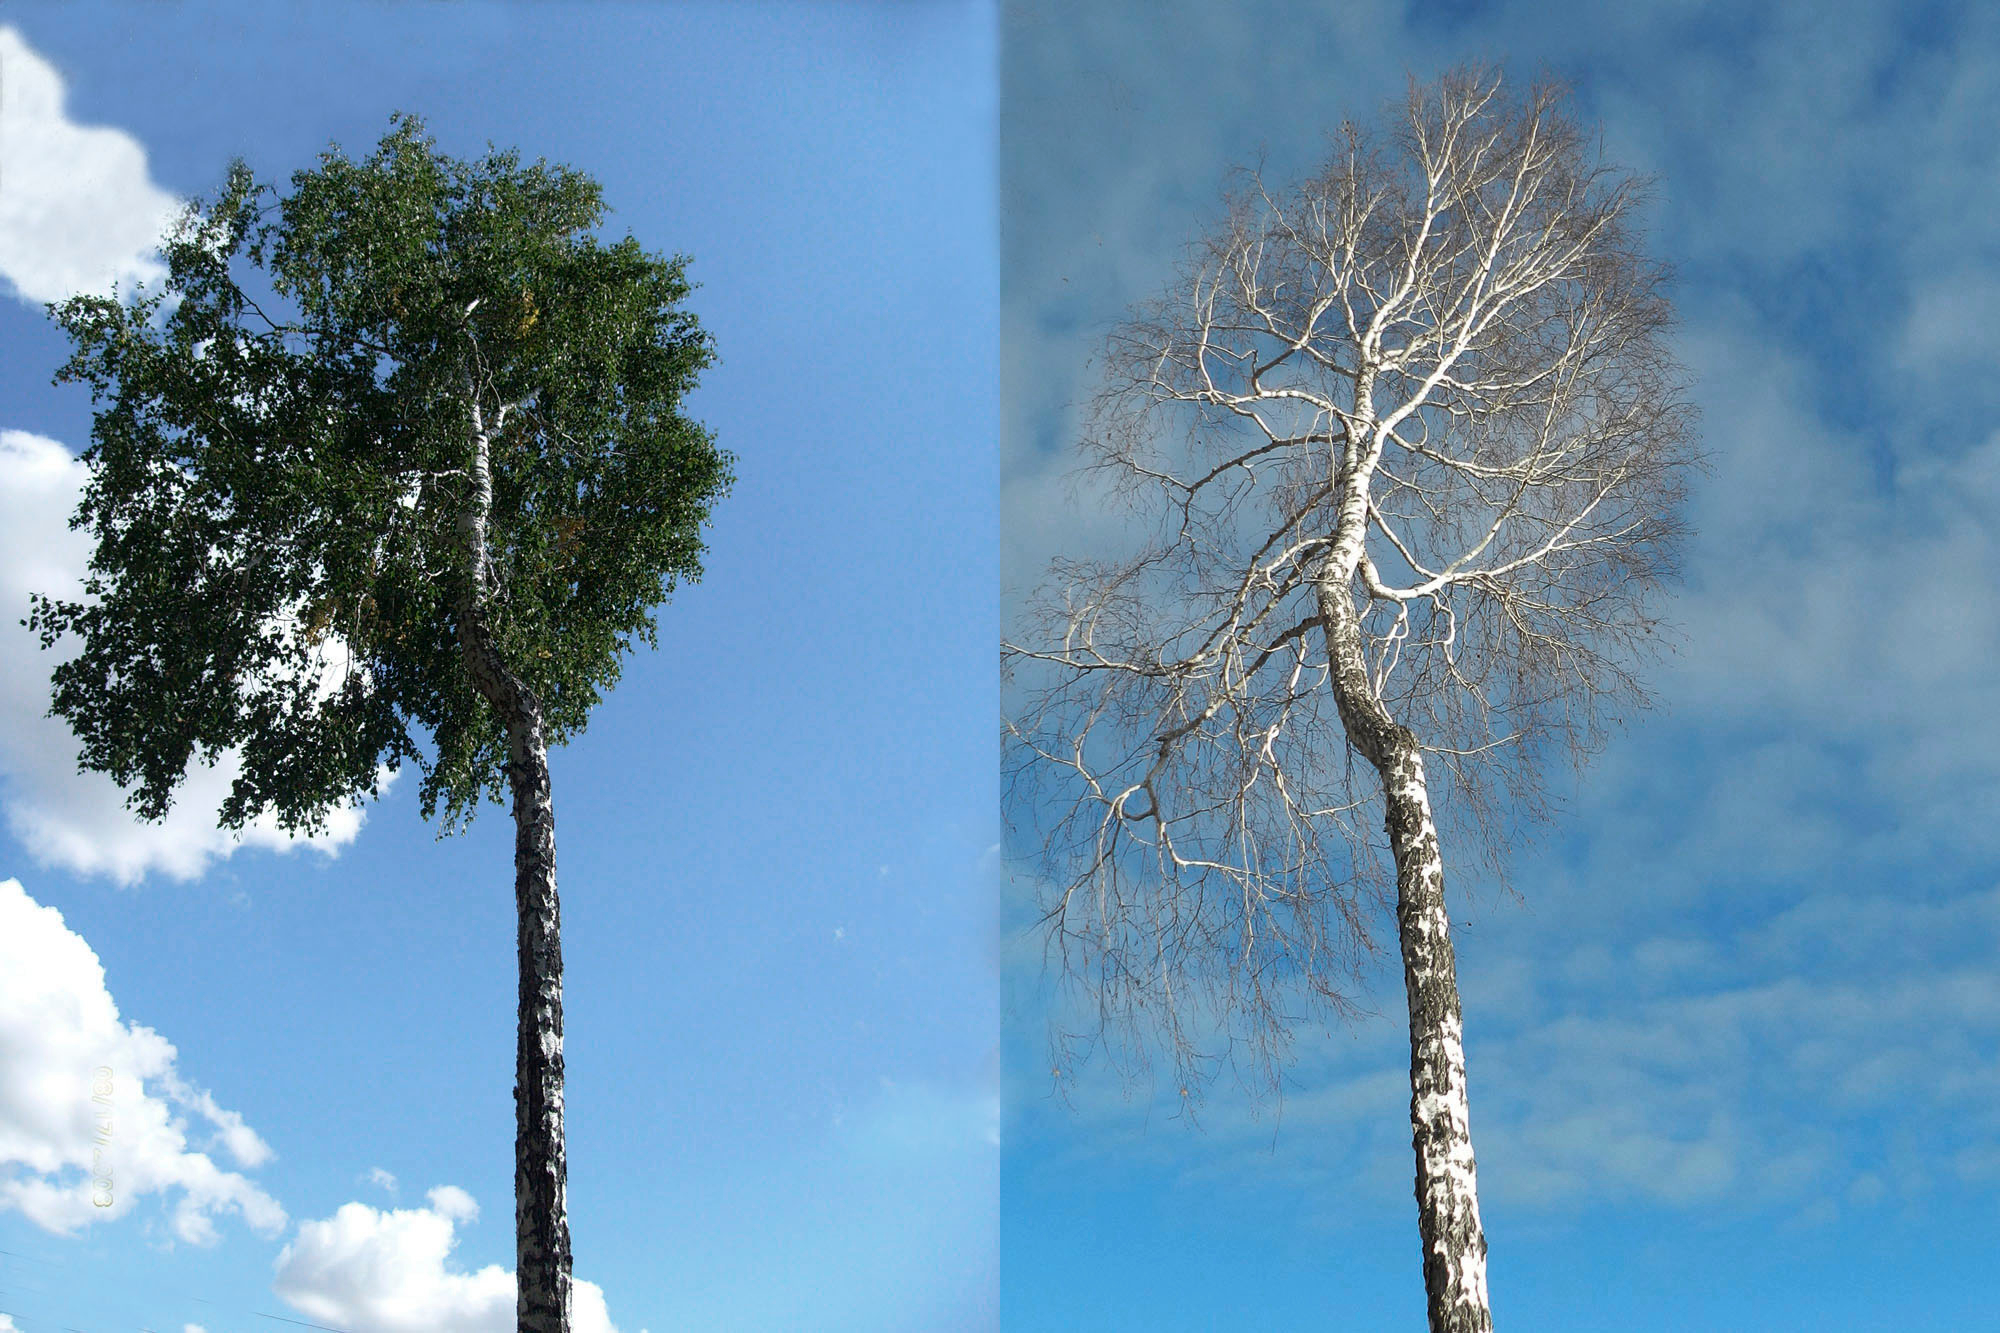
31 115 732 832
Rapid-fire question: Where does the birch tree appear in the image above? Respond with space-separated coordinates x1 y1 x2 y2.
29 117 731 1333
1005 69 1697 1332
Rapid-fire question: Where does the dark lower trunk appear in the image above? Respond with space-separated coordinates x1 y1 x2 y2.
1319 581 1493 1333
508 716 571 1333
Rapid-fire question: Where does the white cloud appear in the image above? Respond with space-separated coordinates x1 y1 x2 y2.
273 1188 622 1333
1895 271 2000 382
0 429 372 884
1652 320 2000 859
161 1072 275 1170
0 26 182 305
0 876 285 1242
366 1165 399 1194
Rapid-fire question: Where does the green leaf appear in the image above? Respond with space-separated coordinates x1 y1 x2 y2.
39 114 733 834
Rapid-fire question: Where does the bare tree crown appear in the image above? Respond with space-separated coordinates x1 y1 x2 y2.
1006 67 1699 1091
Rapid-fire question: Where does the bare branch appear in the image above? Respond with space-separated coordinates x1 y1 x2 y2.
1006 60 1699 1147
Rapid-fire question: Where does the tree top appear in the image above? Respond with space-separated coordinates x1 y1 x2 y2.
33 115 734 834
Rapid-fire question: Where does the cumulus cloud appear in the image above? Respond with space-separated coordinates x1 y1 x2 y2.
273 1187 622 1333
0 429 372 884
0 876 285 1243
0 25 182 306
257 1088 997 1333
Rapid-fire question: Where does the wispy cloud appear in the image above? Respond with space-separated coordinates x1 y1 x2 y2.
1016 871 2000 1222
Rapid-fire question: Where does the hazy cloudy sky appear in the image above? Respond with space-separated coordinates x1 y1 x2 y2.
0 5 995 1331
1002 1 2000 1329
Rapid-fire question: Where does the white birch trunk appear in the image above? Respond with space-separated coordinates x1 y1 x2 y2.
1319 578 1492 1333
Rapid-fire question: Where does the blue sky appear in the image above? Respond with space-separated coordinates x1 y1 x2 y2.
0 5 995 1331
1002 1 2000 1329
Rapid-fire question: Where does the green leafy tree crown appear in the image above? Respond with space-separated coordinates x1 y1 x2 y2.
31 115 732 833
